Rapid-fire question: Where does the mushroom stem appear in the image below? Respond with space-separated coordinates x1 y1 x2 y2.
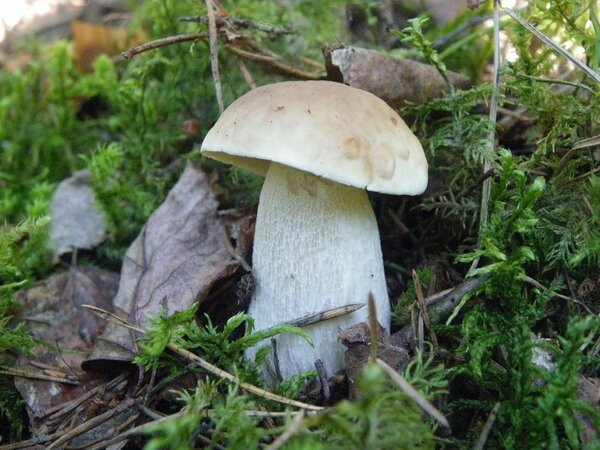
246 162 391 382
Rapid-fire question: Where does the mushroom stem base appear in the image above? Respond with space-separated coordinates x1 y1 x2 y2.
246 163 391 383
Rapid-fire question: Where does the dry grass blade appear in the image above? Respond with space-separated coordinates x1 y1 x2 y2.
82 305 323 411
473 402 501 450
265 410 306 450
0 366 81 385
376 359 450 429
503 7 600 85
47 399 135 449
413 270 439 349
286 303 365 328
571 134 600 150
555 133 600 175
470 3 500 274
44 373 128 421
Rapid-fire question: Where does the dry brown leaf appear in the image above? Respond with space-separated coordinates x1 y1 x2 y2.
13 267 119 431
84 164 239 369
72 20 145 71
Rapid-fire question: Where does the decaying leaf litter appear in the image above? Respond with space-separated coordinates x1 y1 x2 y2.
1 0 600 448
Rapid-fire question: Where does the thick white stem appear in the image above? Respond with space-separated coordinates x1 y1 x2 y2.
246 163 391 382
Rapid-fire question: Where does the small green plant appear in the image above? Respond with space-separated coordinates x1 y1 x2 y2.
449 150 600 447
144 381 270 450
0 218 48 355
136 307 316 449
134 306 312 384
287 363 437 450
0 218 48 440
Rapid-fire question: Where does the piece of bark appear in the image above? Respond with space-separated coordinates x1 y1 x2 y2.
83 164 239 370
49 169 107 258
340 322 409 399
323 45 470 108
393 275 488 349
13 267 119 431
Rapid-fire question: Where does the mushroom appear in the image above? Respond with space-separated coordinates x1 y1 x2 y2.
201 81 427 382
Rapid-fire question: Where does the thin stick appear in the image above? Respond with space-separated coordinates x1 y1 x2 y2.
413 270 439 348
121 33 209 59
376 359 449 429
368 293 379 362
521 275 572 301
82 305 323 411
470 1 500 274
265 410 306 450
473 402 501 450
205 0 225 114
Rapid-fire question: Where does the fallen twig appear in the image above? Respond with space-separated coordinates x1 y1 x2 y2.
225 43 324 79
121 32 210 59
396 275 488 345
205 0 225 113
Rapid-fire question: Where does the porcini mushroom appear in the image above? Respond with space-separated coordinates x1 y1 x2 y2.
201 81 427 382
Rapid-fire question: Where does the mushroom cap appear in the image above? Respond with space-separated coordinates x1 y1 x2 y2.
201 80 428 195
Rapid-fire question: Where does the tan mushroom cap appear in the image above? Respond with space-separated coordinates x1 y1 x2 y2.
201 80 428 195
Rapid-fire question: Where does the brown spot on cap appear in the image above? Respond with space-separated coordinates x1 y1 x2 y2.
371 144 396 180
343 137 362 159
